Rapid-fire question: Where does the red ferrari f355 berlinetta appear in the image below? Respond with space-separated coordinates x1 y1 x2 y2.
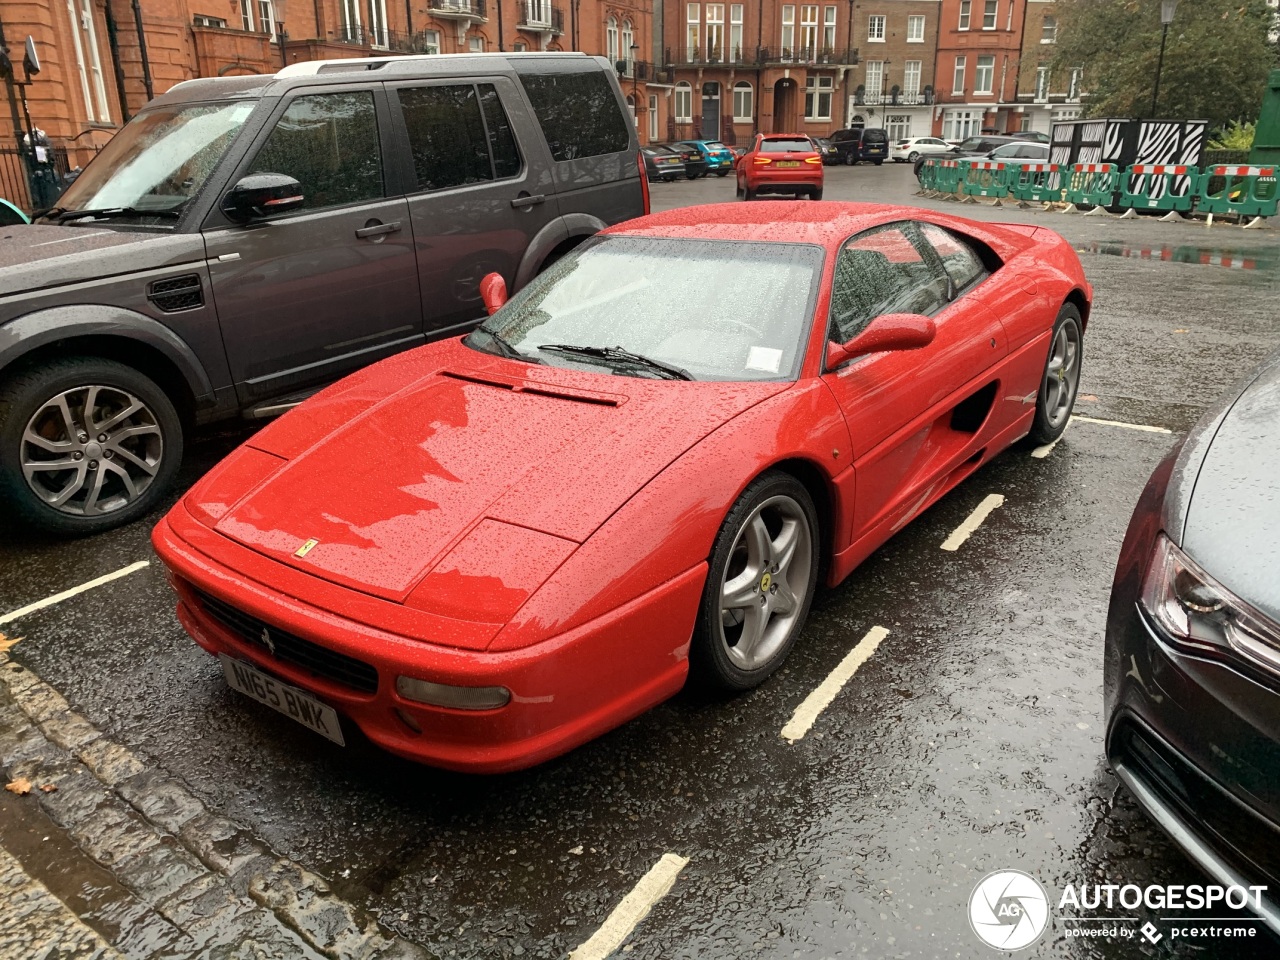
153 202 1090 772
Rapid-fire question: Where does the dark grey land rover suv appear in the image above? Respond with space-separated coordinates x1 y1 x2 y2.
0 53 643 535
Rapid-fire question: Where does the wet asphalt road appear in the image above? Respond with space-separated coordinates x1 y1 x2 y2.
2 163 1280 959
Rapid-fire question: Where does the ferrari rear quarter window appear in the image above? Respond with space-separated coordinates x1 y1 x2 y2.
473 236 824 381
919 223 989 293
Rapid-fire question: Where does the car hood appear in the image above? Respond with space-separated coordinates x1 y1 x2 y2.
1181 352 1280 623
0 224 204 297
204 342 789 604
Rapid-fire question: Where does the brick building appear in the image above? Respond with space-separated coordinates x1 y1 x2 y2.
931 0 1027 138
1013 0 1081 134
1 0 655 192
846 0 941 143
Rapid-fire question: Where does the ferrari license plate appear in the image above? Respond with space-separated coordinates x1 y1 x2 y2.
776 160 801 167
220 654 345 745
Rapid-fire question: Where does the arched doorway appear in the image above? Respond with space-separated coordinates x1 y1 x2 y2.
701 82 721 140
773 78 797 133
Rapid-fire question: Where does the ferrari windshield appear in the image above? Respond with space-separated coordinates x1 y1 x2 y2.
53 99 256 225
470 236 823 381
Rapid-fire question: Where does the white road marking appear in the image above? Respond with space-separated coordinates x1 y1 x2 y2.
940 494 1005 552
0 561 150 626
1071 414 1173 434
1030 422 1069 459
568 853 690 960
781 626 890 743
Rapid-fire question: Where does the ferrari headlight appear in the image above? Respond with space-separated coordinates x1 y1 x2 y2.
1141 534 1280 674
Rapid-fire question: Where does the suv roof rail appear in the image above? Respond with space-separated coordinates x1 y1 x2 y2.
275 51 589 78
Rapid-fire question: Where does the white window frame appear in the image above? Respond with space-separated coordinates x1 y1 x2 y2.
240 0 254 31
867 14 885 41
66 0 111 123
943 108 981 139
469 35 484 51
864 60 883 104
193 14 227 26
952 56 966 95
1035 66 1050 102
781 5 795 56
366 0 385 47
800 5 819 56
607 16 619 62
1068 67 1082 101
903 59 921 98
823 6 837 52
975 55 994 94
622 18 634 69
1041 15 1056 43
730 4 744 60
687 4 700 60
422 28 441 53
982 0 997 30
706 4 724 60
675 81 693 121
340 0 361 40
649 93 659 140
805 74 833 120
958 0 970 30
733 80 753 121
906 15 924 42
886 114 910 140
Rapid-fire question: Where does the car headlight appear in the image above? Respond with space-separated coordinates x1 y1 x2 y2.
1142 534 1280 675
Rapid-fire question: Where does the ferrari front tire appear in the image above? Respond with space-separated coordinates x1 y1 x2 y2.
1028 304 1084 445
691 471 819 692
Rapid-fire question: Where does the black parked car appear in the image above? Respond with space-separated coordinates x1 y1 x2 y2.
829 127 889 165
1104 347 1280 937
657 143 708 179
810 136 841 165
641 145 686 182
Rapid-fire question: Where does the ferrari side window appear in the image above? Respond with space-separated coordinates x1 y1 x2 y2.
920 223 988 294
829 224 949 343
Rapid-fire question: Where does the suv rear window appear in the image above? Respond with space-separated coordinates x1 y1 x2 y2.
862 129 888 142
514 61 630 162
761 138 813 152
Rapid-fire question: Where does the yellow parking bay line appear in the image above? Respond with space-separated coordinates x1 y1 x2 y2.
781 626 890 743
568 853 690 960
0 561 150 626
941 494 1005 552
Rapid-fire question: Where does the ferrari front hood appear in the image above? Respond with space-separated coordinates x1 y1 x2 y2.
212 362 786 603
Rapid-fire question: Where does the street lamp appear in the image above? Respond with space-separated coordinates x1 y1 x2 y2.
1151 0 1178 117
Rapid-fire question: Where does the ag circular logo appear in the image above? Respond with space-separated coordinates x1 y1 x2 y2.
969 869 1050 950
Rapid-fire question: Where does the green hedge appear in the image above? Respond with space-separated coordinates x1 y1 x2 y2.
1202 149 1251 167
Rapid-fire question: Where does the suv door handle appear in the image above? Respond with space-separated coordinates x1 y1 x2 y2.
355 221 402 238
510 194 547 209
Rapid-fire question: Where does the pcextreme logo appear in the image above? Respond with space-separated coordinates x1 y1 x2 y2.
969 870 1050 950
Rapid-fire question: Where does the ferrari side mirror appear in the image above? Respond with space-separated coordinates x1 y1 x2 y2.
479 272 508 316
826 313 937 370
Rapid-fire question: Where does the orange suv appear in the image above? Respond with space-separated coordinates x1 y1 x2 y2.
735 134 824 201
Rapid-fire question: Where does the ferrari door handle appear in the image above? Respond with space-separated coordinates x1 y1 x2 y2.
510 194 547 209
355 221 402 238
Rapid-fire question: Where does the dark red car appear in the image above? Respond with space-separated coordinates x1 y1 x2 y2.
153 203 1090 773
736 134 825 200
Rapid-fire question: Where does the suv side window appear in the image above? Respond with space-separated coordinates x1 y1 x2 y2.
919 223 989 293
398 83 521 191
514 63 630 161
829 223 949 343
248 91 383 210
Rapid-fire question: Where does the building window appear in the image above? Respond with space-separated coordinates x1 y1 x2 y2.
805 74 833 120
193 14 227 26
943 108 981 139
627 94 636 127
1052 106 1081 122
706 4 723 60
730 4 744 60
259 0 277 38
958 0 970 30
781 5 795 57
906 15 924 41
514 40 527 51
800 5 818 56
675 81 693 121
975 55 994 94
1035 66 1050 101
903 59 921 98
951 56 965 95
422 29 441 53
867 14 885 41
239 0 253 31
1068 67 1082 100
622 19 634 68
649 93 659 139
469 35 484 51
366 0 386 46
340 0 361 40
607 16 619 62
733 80 753 120
1041 15 1056 43
65 0 111 123
823 6 837 52
686 4 700 60
864 60 883 103
886 114 910 139
982 0 997 29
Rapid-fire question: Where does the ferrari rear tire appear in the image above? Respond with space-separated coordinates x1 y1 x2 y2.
1027 304 1084 445
691 471 819 692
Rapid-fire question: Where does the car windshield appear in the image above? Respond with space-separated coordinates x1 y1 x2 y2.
469 236 824 381
53 99 257 225
761 138 813 152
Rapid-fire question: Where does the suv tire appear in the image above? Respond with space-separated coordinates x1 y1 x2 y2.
0 357 184 536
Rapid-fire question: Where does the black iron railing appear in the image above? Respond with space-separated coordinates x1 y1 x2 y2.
666 45 857 66
428 0 488 17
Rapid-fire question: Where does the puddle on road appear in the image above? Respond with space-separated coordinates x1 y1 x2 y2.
1078 241 1279 271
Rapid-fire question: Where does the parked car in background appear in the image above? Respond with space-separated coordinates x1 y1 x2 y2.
986 141 1051 167
736 134 824 200
914 134 1022 179
658 143 708 179
676 140 735 176
1012 131 1051 143
890 136 953 163
811 137 841 165
1105 347 1280 937
829 128 889 165
0 199 29 226
0 52 643 535
642 145 687 182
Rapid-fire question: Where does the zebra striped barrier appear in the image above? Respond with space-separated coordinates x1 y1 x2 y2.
1117 164 1198 220
961 161 1011 204
1062 163 1119 214
1196 165 1278 227
1009 164 1062 206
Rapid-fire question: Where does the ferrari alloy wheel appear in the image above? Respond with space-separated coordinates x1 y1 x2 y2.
0 357 183 535
692 471 819 691
1028 305 1084 445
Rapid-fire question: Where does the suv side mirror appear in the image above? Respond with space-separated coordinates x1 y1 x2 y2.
826 313 937 369
221 173 304 223
479 272 508 316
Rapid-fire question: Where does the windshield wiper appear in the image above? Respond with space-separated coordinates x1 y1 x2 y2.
54 206 183 222
538 344 693 381
468 327 541 363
